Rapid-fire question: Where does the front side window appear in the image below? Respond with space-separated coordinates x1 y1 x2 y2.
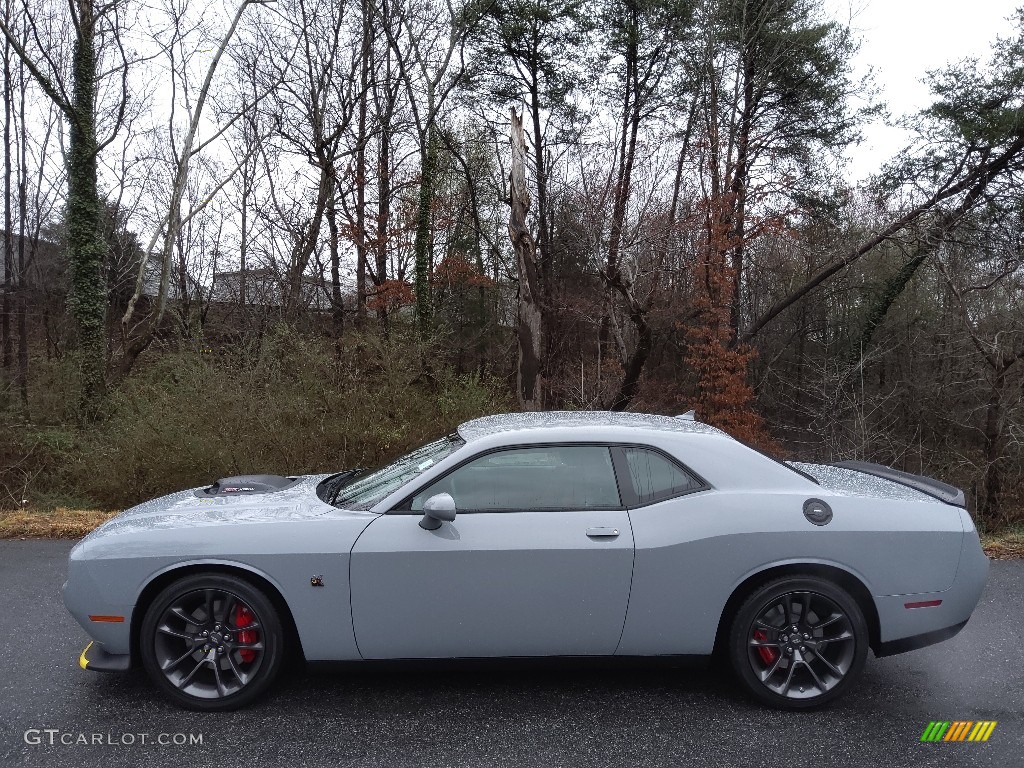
623 447 703 505
408 445 621 512
334 436 464 510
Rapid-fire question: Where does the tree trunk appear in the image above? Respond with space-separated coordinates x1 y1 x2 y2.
528 77 549 379
606 4 638 282
604 10 652 412
413 126 437 332
608 298 652 412
847 251 928 366
175 234 191 336
509 108 542 410
285 161 333 316
67 0 107 418
327 183 344 336
354 0 371 328
16 56 28 410
375 126 391 331
15 269 26 409
727 49 755 340
980 368 1006 522
2 30 13 389
239 156 249 313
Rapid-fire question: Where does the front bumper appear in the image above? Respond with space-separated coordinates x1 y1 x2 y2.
62 563 134 656
79 641 131 672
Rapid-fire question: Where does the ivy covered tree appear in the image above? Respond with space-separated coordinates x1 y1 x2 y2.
0 0 126 417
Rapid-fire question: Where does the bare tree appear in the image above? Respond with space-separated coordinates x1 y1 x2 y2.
374 0 478 330
119 0 270 374
509 108 541 409
2 4 14 393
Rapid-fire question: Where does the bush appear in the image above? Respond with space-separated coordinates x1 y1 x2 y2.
1 327 510 510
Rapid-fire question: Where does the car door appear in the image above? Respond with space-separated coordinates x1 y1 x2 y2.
349 444 634 659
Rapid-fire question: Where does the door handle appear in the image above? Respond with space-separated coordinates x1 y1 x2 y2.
586 527 620 538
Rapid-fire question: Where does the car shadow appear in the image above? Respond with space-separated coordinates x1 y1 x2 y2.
85 656 745 712
277 657 746 713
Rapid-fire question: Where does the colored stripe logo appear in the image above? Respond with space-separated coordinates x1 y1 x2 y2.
921 721 997 742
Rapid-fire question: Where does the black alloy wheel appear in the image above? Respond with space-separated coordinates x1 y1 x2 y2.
728 576 869 709
140 573 285 711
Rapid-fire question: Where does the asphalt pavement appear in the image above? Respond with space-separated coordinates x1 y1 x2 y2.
0 539 1020 767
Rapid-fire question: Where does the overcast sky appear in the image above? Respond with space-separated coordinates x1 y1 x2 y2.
834 0 1021 181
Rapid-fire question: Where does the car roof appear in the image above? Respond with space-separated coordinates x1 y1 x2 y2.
457 411 728 442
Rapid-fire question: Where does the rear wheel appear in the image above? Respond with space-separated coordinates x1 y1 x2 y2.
140 573 284 711
728 576 868 709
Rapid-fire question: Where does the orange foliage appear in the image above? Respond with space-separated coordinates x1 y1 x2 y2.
432 253 494 289
684 197 778 453
366 280 416 312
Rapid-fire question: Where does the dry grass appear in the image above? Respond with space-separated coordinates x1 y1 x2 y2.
0 508 119 539
982 528 1024 560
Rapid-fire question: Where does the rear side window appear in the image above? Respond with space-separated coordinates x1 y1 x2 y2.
408 445 622 512
622 447 703 505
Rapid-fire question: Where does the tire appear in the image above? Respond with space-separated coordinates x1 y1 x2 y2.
139 573 285 711
728 576 869 709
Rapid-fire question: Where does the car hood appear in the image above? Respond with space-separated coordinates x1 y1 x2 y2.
79 474 341 542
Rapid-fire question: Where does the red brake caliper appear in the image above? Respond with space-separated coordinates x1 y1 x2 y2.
233 604 258 663
753 629 777 665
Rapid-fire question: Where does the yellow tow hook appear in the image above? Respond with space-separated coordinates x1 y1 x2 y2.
79 641 93 670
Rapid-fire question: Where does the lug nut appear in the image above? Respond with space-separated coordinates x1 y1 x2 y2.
201 630 208 637
800 645 806 652
803 633 809 640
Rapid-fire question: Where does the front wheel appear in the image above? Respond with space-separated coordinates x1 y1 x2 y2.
728 576 869 709
139 573 285 711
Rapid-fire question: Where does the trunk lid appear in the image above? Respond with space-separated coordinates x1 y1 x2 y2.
790 461 965 506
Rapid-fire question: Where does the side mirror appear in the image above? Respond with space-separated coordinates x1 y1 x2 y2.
418 493 457 530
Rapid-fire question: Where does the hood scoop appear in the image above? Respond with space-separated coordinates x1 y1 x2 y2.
198 474 301 497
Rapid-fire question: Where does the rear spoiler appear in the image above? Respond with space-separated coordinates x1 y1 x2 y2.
834 461 966 507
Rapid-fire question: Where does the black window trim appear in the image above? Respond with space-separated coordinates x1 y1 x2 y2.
610 444 711 508
388 442 627 514
386 441 711 515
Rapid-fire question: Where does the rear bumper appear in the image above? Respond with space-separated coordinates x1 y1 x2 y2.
875 619 968 657
872 513 988 655
79 641 131 672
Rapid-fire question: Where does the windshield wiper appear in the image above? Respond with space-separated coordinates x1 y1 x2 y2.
326 469 364 505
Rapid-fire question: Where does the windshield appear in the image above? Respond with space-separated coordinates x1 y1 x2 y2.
333 435 465 510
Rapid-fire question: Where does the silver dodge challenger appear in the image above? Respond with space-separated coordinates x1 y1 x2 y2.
63 411 988 711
